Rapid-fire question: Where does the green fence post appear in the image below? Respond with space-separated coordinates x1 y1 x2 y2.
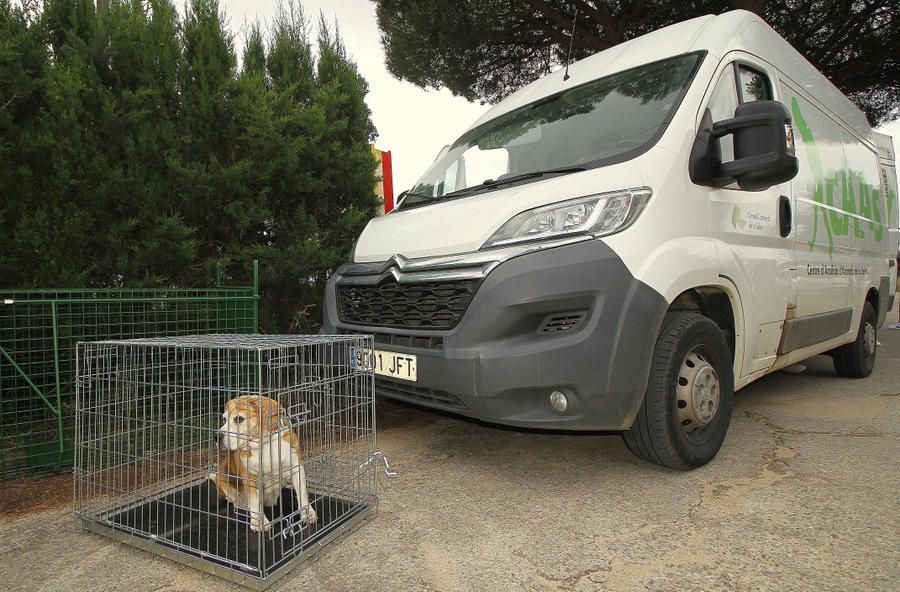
252 260 260 333
51 301 65 469
215 262 223 288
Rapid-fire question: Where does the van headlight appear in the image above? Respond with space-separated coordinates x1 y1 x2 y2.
482 187 652 249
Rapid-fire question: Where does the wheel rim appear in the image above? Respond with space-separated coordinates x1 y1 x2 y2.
863 322 876 356
676 349 720 434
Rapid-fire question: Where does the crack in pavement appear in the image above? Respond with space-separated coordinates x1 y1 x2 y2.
746 409 886 438
690 412 797 514
536 414 800 590
472 400 893 592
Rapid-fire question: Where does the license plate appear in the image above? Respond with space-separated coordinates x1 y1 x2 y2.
352 348 417 382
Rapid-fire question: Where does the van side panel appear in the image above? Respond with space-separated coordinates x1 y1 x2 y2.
781 83 856 321
875 133 898 306
842 129 891 326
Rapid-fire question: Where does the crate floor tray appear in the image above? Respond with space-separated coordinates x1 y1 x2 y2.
80 480 374 589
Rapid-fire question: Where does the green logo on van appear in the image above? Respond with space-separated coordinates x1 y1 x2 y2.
731 206 746 229
789 97 887 259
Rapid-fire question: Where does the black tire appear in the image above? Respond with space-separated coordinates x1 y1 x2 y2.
832 302 877 378
623 312 734 470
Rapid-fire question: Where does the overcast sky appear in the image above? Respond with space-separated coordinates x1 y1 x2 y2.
217 0 900 201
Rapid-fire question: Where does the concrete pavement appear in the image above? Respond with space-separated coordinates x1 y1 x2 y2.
2 309 898 591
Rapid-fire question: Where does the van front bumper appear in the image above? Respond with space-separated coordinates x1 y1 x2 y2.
322 239 668 430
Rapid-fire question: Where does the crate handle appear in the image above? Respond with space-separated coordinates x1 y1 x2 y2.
359 450 397 477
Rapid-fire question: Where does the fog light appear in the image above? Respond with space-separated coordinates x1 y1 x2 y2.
549 391 568 414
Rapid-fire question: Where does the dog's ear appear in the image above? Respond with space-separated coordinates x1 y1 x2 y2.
262 401 286 435
241 397 264 434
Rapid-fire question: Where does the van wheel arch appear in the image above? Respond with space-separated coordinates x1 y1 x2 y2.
668 287 737 361
865 288 879 319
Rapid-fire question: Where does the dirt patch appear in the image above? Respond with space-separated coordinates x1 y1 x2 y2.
0 473 73 516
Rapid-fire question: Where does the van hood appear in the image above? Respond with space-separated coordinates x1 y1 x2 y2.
353 163 644 262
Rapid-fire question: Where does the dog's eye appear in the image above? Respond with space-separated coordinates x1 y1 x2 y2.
234 416 245 424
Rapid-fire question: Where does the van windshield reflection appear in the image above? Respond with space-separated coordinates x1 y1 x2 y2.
400 52 703 210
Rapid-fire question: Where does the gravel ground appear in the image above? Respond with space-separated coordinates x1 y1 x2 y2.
2 304 898 592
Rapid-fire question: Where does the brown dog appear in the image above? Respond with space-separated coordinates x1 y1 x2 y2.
209 395 317 532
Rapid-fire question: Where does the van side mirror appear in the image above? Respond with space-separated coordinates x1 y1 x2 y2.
690 100 799 191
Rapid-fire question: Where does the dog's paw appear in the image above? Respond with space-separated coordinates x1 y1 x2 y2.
249 514 271 533
300 505 317 526
208 471 217 482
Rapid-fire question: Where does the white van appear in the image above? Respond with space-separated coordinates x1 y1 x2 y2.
323 10 899 469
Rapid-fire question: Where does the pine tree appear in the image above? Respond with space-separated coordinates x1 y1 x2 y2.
0 0 379 332
0 0 49 283
6 0 107 286
374 0 900 125
241 23 266 81
98 0 196 286
267 1 315 103
314 16 378 266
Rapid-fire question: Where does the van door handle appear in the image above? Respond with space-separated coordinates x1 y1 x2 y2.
778 195 792 238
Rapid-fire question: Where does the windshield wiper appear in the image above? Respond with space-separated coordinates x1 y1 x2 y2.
482 166 587 188
441 166 587 199
396 189 443 210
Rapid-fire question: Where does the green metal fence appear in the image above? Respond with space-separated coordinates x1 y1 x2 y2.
0 262 259 478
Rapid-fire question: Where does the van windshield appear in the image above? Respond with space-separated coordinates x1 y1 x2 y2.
401 52 703 209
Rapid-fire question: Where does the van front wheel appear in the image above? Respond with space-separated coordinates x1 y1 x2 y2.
832 301 877 378
623 312 734 470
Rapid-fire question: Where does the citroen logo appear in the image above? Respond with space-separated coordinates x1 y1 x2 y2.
381 254 408 273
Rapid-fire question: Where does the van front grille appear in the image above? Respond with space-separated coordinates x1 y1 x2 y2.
337 279 477 330
338 328 444 351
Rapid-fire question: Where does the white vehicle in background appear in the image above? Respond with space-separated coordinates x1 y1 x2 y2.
323 10 899 469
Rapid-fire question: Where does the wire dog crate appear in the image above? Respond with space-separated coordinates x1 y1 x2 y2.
74 334 377 589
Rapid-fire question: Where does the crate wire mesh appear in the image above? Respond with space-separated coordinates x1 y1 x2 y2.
75 334 377 588
0 263 258 478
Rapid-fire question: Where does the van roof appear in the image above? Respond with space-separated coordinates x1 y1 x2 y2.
470 10 872 141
